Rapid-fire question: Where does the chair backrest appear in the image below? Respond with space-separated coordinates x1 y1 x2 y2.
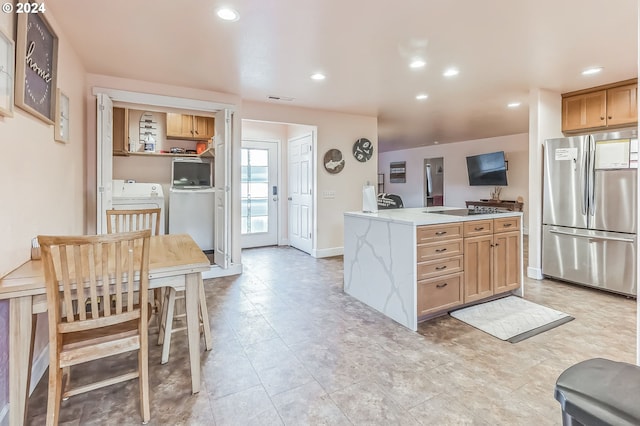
38 230 151 333
106 208 161 236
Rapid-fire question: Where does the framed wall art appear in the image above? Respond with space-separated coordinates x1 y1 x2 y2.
0 28 14 117
15 10 58 124
54 89 69 143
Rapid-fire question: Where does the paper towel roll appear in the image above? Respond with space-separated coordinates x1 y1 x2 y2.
362 185 378 213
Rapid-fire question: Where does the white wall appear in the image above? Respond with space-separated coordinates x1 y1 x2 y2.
378 133 530 230
242 101 378 256
527 89 562 279
0 9 87 416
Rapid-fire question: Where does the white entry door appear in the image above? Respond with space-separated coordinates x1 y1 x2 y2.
288 133 313 254
241 140 279 248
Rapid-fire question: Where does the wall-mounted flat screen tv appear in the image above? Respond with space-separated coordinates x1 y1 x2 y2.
466 151 508 186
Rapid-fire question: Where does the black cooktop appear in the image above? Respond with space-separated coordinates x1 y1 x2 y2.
430 209 511 216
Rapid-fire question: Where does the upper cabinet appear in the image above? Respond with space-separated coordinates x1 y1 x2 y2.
562 79 637 133
166 113 214 140
112 107 129 156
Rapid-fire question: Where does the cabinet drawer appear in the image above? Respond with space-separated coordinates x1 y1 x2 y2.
417 256 463 280
494 216 521 233
463 220 493 237
417 239 463 261
417 272 464 316
417 223 463 243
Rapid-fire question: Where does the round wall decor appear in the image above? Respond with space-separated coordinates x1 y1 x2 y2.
323 149 345 174
353 138 373 162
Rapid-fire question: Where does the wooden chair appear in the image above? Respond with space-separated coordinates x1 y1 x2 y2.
105 207 211 364
106 208 163 327
39 230 151 425
106 208 161 236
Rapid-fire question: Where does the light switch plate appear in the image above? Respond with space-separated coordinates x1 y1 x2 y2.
322 190 336 199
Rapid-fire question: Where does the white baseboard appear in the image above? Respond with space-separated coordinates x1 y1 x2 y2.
0 403 9 426
278 239 289 246
30 344 49 395
527 267 543 280
312 247 343 258
202 263 243 279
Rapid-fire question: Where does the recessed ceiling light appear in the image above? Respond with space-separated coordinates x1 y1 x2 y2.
507 102 521 108
310 73 326 80
416 94 429 100
582 67 603 75
216 7 239 21
409 59 426 69
443 68 459 77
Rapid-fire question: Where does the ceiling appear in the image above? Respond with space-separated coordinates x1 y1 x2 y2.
49 0 638 152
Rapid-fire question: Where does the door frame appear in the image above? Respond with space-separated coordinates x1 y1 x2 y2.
93 87 242 278
240 138 281 248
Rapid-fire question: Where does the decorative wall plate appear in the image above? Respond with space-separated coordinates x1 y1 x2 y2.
353 138 373 162
323 149 345 174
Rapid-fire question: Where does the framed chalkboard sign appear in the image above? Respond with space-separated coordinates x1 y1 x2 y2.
15 10 58 124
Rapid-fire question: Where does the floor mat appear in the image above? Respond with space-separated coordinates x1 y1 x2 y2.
449 296 574 343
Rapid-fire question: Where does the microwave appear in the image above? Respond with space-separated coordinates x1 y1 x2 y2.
171 158 212 188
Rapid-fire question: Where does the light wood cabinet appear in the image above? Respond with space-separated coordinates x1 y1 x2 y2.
562 79 637 133
464 217 521 303
463 234 494 303
416 223 464 316
606 83 638 127
112 107 129 156
166 113 215 140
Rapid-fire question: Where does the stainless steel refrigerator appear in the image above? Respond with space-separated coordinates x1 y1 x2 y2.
542 129 638 296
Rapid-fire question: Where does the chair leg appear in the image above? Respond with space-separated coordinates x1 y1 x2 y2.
61 367 71 401
139 329 150 423
45 359 62 426
157 288 171 346
160 288 177 364
198 277 212 351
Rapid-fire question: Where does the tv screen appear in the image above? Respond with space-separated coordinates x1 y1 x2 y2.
466 151 508 186
172 159 212 187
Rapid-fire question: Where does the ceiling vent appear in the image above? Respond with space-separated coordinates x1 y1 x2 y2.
267 95 295 101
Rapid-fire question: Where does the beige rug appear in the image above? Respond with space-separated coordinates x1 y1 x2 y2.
450 296 574 343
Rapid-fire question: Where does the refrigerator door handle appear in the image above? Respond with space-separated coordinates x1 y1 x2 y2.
549 229 634 243
588 236 635 243
581 139 588 216
588 135 596 217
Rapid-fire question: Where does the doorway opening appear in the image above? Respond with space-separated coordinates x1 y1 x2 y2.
424 157 445 207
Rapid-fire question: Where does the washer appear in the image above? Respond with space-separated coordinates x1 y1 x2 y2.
112 180 166 234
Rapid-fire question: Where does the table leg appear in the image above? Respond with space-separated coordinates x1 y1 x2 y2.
185 273 200 394
9 296 35 426
198 276 212 351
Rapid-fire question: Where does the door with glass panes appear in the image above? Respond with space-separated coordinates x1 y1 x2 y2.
241 140 278 248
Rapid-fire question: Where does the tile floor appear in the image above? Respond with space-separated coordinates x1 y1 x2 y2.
27 246 637 425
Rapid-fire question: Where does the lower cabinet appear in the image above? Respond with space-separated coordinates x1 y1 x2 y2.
464 217 522 303
417 217 521 318
463 234 494 303
417 272 464 316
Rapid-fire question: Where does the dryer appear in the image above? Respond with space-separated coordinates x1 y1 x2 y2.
112 180 166 234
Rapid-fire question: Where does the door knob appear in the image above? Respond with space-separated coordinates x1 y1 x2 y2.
288 197 292 200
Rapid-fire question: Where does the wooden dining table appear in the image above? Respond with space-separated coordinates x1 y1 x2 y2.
0 234 212 426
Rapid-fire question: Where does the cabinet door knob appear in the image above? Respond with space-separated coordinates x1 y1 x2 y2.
435 248 447 253
435 231 447 236
436 283 448 289
435 265 447 270
608 116 612 120
474 227 484 231
503 223 512 227
600 116 605 120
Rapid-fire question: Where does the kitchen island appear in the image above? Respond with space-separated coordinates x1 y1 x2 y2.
344 207 523 331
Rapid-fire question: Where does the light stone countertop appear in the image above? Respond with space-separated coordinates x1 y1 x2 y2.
344 206 522 226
